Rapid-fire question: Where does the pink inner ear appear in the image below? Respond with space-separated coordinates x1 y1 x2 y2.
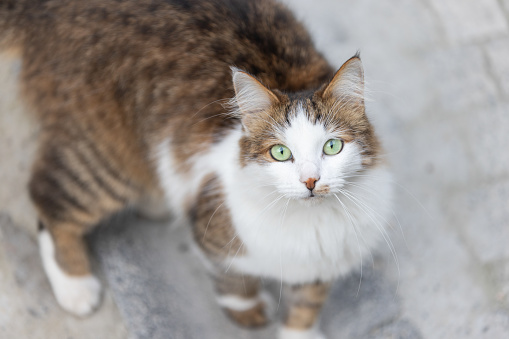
232 70 279 116
323 56 364 103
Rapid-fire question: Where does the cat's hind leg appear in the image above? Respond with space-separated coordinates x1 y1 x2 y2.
38 221 101 316
29 143 140 316
214 272 270 328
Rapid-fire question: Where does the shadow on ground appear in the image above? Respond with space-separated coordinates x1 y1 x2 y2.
89 213 422 339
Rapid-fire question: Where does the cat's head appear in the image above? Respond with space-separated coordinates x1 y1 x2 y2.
231 56 380 204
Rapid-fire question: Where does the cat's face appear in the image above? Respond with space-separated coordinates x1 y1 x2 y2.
232 56 380 204
260 111 364 203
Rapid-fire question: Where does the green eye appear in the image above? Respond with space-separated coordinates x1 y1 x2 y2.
270 144 292 161
323 139 343 155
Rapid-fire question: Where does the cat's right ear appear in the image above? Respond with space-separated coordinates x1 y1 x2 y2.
231 67 279 131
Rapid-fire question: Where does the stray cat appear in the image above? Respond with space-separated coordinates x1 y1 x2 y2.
1 0 393 338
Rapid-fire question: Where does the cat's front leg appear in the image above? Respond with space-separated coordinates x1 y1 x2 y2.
213 271 270 328
279 281 331 339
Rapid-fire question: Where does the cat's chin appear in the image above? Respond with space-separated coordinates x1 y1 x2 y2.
296 195 325 207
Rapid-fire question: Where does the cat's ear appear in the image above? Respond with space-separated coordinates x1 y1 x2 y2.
322 55 364 107
231 68 279 130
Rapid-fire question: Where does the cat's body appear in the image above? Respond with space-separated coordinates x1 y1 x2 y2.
1 0 392 338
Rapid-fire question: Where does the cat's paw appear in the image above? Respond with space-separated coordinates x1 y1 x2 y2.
225 301 268 328
217 294 269 328
53 274 102 316
39 230 102 316
278 327 327 339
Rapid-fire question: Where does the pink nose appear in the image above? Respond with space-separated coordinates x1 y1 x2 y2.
303 177 318 191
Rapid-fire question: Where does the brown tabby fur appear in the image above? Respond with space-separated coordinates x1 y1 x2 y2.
191 175 244 258
286 282 331 329
214 272 267 327
0 0 380 332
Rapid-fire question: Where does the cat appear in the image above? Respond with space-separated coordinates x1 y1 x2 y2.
0 0 393 338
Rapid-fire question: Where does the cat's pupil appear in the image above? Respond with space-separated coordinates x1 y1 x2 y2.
328 142 333 149
279 147 284 154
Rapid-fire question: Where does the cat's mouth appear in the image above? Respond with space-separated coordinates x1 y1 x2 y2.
305 185 330 199
298 193 325 206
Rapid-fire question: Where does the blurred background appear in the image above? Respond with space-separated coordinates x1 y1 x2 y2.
1 0 508 338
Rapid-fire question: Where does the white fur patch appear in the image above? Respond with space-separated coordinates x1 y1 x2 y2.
153 136 238 222
153 130 242 220
279 327 327 339
216 294 259 312
39 230 101 316
153 138 191 222
216 290 274 314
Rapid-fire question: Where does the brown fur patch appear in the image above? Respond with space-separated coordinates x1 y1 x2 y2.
285 281 331 330
214 272 267 328
191 175 244 259
5 0 334 173
314 185 330 195
51 225 91 276
224 301 268 328
214 272 260 298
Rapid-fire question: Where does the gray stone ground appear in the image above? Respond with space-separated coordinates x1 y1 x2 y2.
1 0 509 338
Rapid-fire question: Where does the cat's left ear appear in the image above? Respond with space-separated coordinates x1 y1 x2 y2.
322 55 364 107
231 68 279 131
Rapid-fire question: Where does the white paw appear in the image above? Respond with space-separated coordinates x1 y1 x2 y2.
39 230 102 316
279 327 327 339
216 294 260 311
53 274 102 316
216 290 274 315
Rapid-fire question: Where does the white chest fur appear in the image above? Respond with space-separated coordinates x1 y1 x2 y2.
155 127 393 285
221 164 393 284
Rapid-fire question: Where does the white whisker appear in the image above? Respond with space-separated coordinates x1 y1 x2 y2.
277 198 291 311
339 188 400 294
333 193 365 297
